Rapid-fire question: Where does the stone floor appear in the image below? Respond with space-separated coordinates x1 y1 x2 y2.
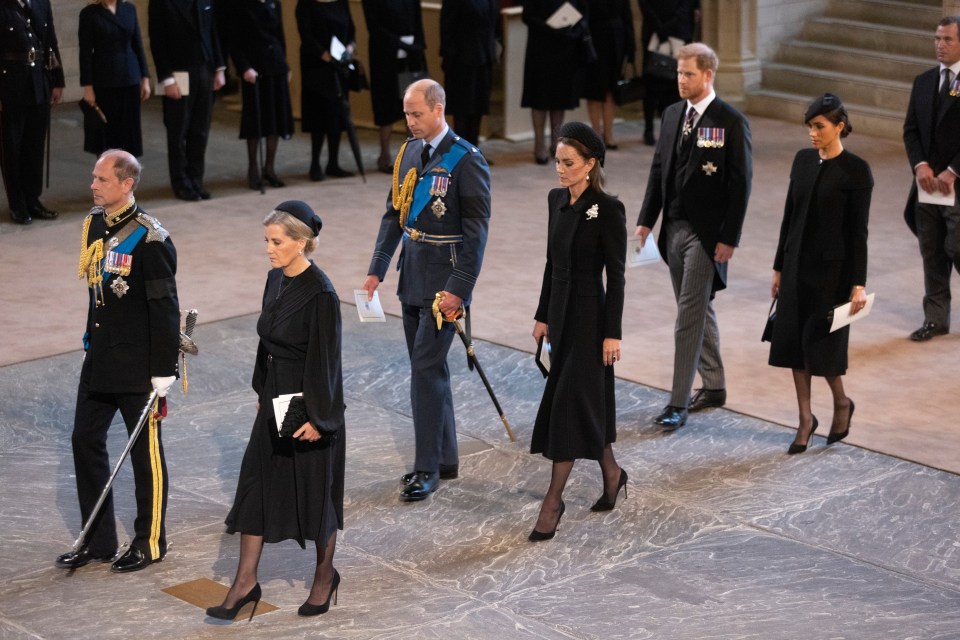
2 310 960 639
2 96 960 639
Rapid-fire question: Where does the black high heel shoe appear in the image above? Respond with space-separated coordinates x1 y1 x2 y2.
827 399 855 444
247 168 262 191
206 582 261 621
262 169 285 188
590 468 628 512
298 569 340 616
787 416 819 455
528 500 565 542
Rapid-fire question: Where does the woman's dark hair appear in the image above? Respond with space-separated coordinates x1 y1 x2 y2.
556 136 607 194
804 93 853 138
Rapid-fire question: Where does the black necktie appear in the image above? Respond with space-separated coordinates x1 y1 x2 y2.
937 68 953 118
682 105 697 138
420 142 431 169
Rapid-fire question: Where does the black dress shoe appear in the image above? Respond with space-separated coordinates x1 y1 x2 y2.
655 405 688 430
528 500 565 541
325 165 354 178
910 322 948 341
28 202 58 219
788 416 819 454
55 547 115 569
10 209 32 225
111 546 161 573
399 471 438 502
400 464 458 485
262 170 285 188
193 186 212 200
174 187 202 201
309 164 326 181
827 399 854 445
688 388 726 412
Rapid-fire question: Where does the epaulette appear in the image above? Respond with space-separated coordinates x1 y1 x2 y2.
452 135 480 154
136 212 170 242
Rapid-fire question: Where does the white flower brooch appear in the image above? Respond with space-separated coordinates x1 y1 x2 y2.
585 204 599 220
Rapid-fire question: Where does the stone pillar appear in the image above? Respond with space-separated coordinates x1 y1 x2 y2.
701 0 761 106
945 2 960 17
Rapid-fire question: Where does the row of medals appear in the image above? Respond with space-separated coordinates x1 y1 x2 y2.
104 244 132 299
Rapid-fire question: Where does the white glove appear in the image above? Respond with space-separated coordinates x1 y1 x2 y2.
151 376 177 398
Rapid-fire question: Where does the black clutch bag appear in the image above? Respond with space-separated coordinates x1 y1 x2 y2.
279 395 308 438
761 299 777 343
644 50 678 81
614 62 645 106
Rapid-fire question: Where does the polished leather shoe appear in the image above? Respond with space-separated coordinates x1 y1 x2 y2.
10 209 32 225
655 405 688 430
688 388 726 412
909 322 948 342
174 187 202 201
399 471 438 502
400 464 458 485
325 165 354 178
55 547 114 569
192 185 212 200
28 201 58 219
111 546 162 573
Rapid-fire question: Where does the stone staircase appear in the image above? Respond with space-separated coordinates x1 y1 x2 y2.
746 0 943 140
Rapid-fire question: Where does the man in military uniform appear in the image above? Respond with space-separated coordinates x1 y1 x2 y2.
361 79 491 502
56 150 181 573
0 0 64 224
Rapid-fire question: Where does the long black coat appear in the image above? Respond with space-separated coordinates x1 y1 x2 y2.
521 0 589 110
225 264 345 546
297 0 355 133
769 148 872 376
78 1 150 88
532 187 626 461
440 0 498 117
361 0 425 126
582 0 634 101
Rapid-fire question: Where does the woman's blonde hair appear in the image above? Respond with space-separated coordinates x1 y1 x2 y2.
263 211 318 255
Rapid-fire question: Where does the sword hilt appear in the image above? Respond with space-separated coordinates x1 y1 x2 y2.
179 309 199 355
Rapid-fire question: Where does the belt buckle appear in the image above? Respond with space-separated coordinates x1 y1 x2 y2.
408 229 422 241
27 49 38 65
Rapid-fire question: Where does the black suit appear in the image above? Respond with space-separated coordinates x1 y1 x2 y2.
903 63 960 328
0 0 64 219
149 0 225 195
638 95 752 407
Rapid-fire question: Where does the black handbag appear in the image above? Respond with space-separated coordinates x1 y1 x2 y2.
761 298 777 343
614 62 645 105
345 58 369 93
644 50 678 81
397 67 429 99
279 395 308 438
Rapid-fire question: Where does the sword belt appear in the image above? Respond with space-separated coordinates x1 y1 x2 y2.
2 49 41 63
403 227 463 245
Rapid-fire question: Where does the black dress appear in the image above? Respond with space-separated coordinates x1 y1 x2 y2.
225 264 345 547
440 0 498 118
521 0 589 111
769 149 873 376
78 1 150 156
297 0 355 134
224 0 294 139
361 0 426 126
582 0 635 102
532 187 626 461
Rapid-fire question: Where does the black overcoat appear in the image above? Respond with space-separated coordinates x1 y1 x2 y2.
225 264 346 546
521 0 589 110
769 148 872 376
361 0 425 126
296 0 355 133
582 0 635 101
531 187 626 461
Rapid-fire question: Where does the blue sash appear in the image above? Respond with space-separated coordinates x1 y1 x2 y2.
406 140 470 229
101 225 147 286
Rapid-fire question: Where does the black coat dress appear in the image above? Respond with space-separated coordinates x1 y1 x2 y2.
521 0 589 111
582 0 635 102
361 0 426 126
532 187 626 461
78 1 150 156
225 264 345 546
769 149 872 376
297 0 355 134
440 0 498 118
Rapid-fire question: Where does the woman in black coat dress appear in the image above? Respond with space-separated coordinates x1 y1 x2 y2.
440 0 499 148
769 95 872 454
78 0 151 157
223 0 294 190
529 122 627 541
521 0 590 164
207 201 346 621
297 0 357 181
361 0 426 172
583 0 634 149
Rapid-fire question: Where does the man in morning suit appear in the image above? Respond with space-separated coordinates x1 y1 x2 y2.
0 0 64 225
56 150 181 573
636 42 752 430
902 16 960 342
361 79 491 501
149 0 226 201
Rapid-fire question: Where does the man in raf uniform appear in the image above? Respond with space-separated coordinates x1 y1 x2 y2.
149 0 226 201
361 79 491 502
0 0 64 224
56 149 181 573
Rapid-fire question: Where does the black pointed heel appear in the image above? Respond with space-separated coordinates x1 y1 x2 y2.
298 569 340 616
590 468 628 512
827 399 855 444
529 500 565 542
787 416 819 454
206 582 261 621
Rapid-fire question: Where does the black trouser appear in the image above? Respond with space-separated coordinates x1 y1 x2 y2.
0 101 49 213
161 65 214 191
72 362 168 560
